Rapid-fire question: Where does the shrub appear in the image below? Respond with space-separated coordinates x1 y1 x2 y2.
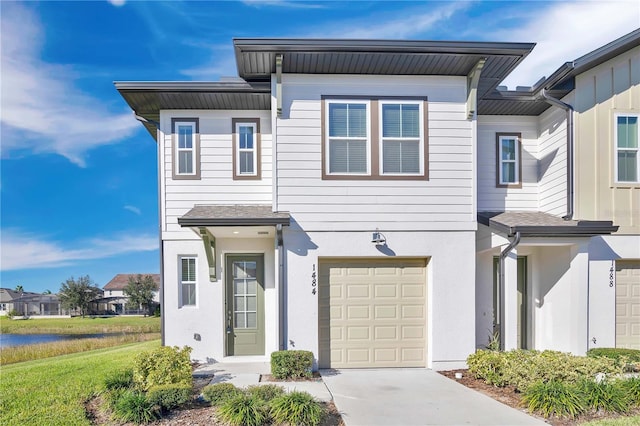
217 393 267 426
271 350 313 380
202 382 243 406
622 377 640 406
247 384 285 402
112 390 159 424
147 383 192 411
579 379 630 414
270 390 325 426
132 345 192 391
103 368 134 391
467 350 509 387
588 348 640 372
522 380 586 419
468 349 624 392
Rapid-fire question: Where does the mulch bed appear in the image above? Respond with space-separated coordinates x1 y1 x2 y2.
260 372 323 382
439 369 640 425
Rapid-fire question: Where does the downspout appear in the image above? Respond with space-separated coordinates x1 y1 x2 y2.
498 231 521 350
541 89 574 220
135 113 164 345
276 224 285 350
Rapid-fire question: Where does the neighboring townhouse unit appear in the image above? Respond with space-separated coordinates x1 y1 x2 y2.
116 29 639 369
475 29 639 353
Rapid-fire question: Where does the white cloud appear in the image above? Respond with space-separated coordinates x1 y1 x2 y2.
180 44 238 79
0 229 158 271
108 0 126 6
124 205 142 215
242 0 324 9
494 1 640 89
0 2 140 166
312 2 471 39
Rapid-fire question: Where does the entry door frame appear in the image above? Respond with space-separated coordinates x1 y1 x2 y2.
225 254 265 356
493 256 529 349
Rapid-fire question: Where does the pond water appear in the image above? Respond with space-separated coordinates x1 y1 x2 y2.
0 333 111 348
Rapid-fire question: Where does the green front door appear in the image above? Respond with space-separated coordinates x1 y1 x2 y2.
225 255 265 356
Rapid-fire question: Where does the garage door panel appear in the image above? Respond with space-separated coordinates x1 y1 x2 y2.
318 259 427 368
616 260 640 350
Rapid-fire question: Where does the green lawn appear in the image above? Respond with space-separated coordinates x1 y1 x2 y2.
582 416 640 425
0 340 160 425
0 316 160 334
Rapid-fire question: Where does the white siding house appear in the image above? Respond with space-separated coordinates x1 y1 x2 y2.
116 30 640 369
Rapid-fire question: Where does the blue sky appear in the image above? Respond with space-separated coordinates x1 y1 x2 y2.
1 0 638 293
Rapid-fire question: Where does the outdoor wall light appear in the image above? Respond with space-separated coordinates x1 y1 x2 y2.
371 228 386 245
193 333 201 341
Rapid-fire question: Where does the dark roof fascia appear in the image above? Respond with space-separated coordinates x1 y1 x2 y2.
114 81 270 93
233 38 536 55
178 217 291 227
479 215 618 237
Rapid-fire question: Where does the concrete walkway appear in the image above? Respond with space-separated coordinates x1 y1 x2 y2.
320 368 545 426
193 362 333 401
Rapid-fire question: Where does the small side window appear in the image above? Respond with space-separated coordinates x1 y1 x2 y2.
232 119 261 180
172 118 200 180
180 256 197 307
615 114 639 183
496 133 522 188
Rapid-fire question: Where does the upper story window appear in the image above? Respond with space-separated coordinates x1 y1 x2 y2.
322 97 428 180
615 114 639 183
380 102 423 175
172 118 200 180
327 101 369 174
496 133 522 188
232 118 261 180
180 256 197 307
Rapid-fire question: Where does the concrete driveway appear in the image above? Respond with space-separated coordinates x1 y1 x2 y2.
320 369 545 426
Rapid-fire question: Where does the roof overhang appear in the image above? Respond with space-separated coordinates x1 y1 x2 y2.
233 38 536 100
478 211 618 238
178 205 290 227
114 81 271 138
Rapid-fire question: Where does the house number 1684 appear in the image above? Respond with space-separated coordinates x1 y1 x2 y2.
311 264 317 295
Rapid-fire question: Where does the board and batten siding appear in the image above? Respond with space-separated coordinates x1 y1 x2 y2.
275 74 475 232
477 116 539 212
574 45 640 234
159 110 273 239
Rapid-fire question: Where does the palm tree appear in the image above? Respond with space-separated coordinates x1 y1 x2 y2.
43 289 52 295
15 285 23 294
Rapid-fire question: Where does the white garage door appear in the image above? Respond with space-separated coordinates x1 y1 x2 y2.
318 258 427 368
616 260 640 350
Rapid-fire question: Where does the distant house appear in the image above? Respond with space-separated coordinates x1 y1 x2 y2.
0 288 64 316
100 274 160 314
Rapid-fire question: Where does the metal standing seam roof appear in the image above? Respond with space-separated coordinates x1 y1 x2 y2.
477 211 619 237
178 205 291 227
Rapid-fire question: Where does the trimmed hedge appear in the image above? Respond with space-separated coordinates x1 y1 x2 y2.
271 350 313 380
587 347 640 371
467 349 624 392
147 383 192 410
132 346 192 391
202 382 243 406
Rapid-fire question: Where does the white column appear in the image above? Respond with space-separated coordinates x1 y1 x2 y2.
570 241 590 354
502 248 519 350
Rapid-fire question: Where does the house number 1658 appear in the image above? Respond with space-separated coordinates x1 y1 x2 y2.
311 264 317 295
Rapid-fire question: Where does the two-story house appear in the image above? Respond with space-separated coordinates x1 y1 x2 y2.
116 29 639 369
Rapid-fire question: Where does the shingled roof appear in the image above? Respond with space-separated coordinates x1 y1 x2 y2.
103 274 160 291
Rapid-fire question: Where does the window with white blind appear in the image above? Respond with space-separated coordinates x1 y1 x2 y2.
380 102 422 175
180 256 197 307
172 118 200 180
615 114 639 183
232 118 261 180
496 133 522 188
326 101 370 175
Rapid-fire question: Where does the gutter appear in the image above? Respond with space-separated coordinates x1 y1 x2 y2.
276 224 285 351
541 88 574 220
498 231 521 350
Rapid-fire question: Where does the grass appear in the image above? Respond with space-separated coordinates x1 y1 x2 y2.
1 333 160 365
0 340 160 426
0 316 160 334
581 416 640 425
